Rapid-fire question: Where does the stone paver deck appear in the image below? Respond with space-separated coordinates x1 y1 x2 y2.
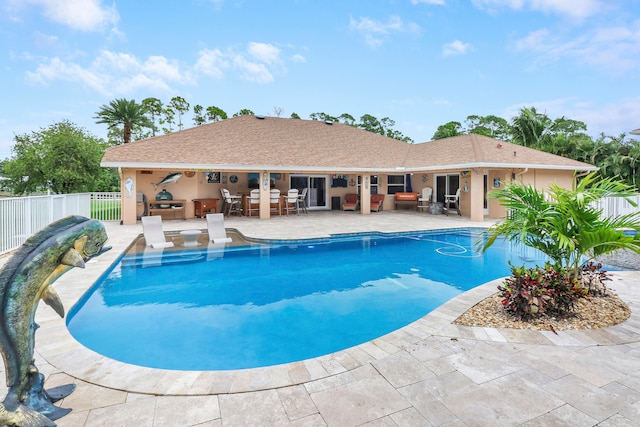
1 211 639 426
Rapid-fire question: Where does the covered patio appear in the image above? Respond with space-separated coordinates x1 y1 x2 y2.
101 115 597 225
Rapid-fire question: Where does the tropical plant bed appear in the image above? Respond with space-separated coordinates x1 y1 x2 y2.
453 291 630 331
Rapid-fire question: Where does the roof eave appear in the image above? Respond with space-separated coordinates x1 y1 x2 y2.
101 161 598 173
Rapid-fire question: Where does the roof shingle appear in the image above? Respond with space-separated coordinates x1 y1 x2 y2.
101 115 596 172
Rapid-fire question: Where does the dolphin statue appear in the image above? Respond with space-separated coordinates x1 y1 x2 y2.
152 172 182 189
0 216 110 427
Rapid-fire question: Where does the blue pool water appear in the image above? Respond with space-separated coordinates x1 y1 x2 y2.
67 228 548 371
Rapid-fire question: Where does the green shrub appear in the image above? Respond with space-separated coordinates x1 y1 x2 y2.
498 263 588 321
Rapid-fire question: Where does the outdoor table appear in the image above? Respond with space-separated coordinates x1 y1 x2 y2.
180 229 202 247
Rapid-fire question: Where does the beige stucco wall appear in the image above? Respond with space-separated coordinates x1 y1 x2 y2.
485 169 576 219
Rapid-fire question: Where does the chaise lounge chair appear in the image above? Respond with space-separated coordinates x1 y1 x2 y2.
343 193 359 211
206 213 233 243
141 216 175 249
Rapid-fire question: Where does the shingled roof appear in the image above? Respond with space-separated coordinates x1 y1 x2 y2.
101 115 597 172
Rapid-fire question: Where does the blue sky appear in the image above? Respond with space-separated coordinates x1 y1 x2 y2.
2 0 640 161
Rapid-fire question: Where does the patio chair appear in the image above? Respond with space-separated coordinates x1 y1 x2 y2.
444 188 461 216
141 216 174 249
206 213 232 243
221 188 242 216
343 193 359 212
248 189 260 217
270 189 281 215
297 187 308 213
370 194 385 212
417 187 433 212
283 189 299 215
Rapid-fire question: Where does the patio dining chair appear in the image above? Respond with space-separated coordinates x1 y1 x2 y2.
269 189 281 215
247 189 260 217
297 187 308 213
221 188 242 216
283 189 299 215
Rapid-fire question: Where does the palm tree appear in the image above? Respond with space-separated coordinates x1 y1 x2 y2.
94 98 152 144
483 172 640 276
510 107 554 148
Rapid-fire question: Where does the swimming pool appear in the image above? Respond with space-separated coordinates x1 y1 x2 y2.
67 228 547 371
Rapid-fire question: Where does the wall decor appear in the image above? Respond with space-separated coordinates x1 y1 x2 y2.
421 174 429 183
184 171 196 178
331 175 348 188
229 175 238 184
206 172 221 184
222 175 227 184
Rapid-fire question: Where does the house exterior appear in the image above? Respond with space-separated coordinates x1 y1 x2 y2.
101 115 597 225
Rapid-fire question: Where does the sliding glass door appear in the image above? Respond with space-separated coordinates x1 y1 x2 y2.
435 174 460 203
290 175 328 209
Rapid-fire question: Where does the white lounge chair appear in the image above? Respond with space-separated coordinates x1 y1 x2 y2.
444 188 461 216
141 216 175 249
206 213 233 243
417 187 433 212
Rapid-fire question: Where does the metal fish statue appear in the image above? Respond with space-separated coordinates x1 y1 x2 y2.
152 172 182 189
0 216 110 427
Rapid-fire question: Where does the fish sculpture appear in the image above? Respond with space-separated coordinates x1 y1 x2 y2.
152 172 182 189
0 216 110 427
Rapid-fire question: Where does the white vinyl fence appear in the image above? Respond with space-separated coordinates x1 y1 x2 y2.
593 195 640 218
0 192 121 255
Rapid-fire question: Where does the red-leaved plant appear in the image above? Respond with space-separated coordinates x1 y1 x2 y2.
498 262 588 321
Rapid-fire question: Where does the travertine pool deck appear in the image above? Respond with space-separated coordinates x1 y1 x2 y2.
2 210 639 426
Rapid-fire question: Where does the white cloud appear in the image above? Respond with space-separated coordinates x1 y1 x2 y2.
25 40 290 94
247 42 281 65
24 0 120 32
291 54 306 63
472 0 601 20
194 48 228 78
26 50 190 96
411 0 445 5
232 56 273 84
349 15 420 47
442 40 472 56
513 20 640 74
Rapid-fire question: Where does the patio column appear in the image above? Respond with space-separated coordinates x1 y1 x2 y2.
469 171 484 222
259 171 271 219
360 174 371 215
121 168 137 225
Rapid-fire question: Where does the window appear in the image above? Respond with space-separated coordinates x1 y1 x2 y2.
387 175 405 194
357 175 379 194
